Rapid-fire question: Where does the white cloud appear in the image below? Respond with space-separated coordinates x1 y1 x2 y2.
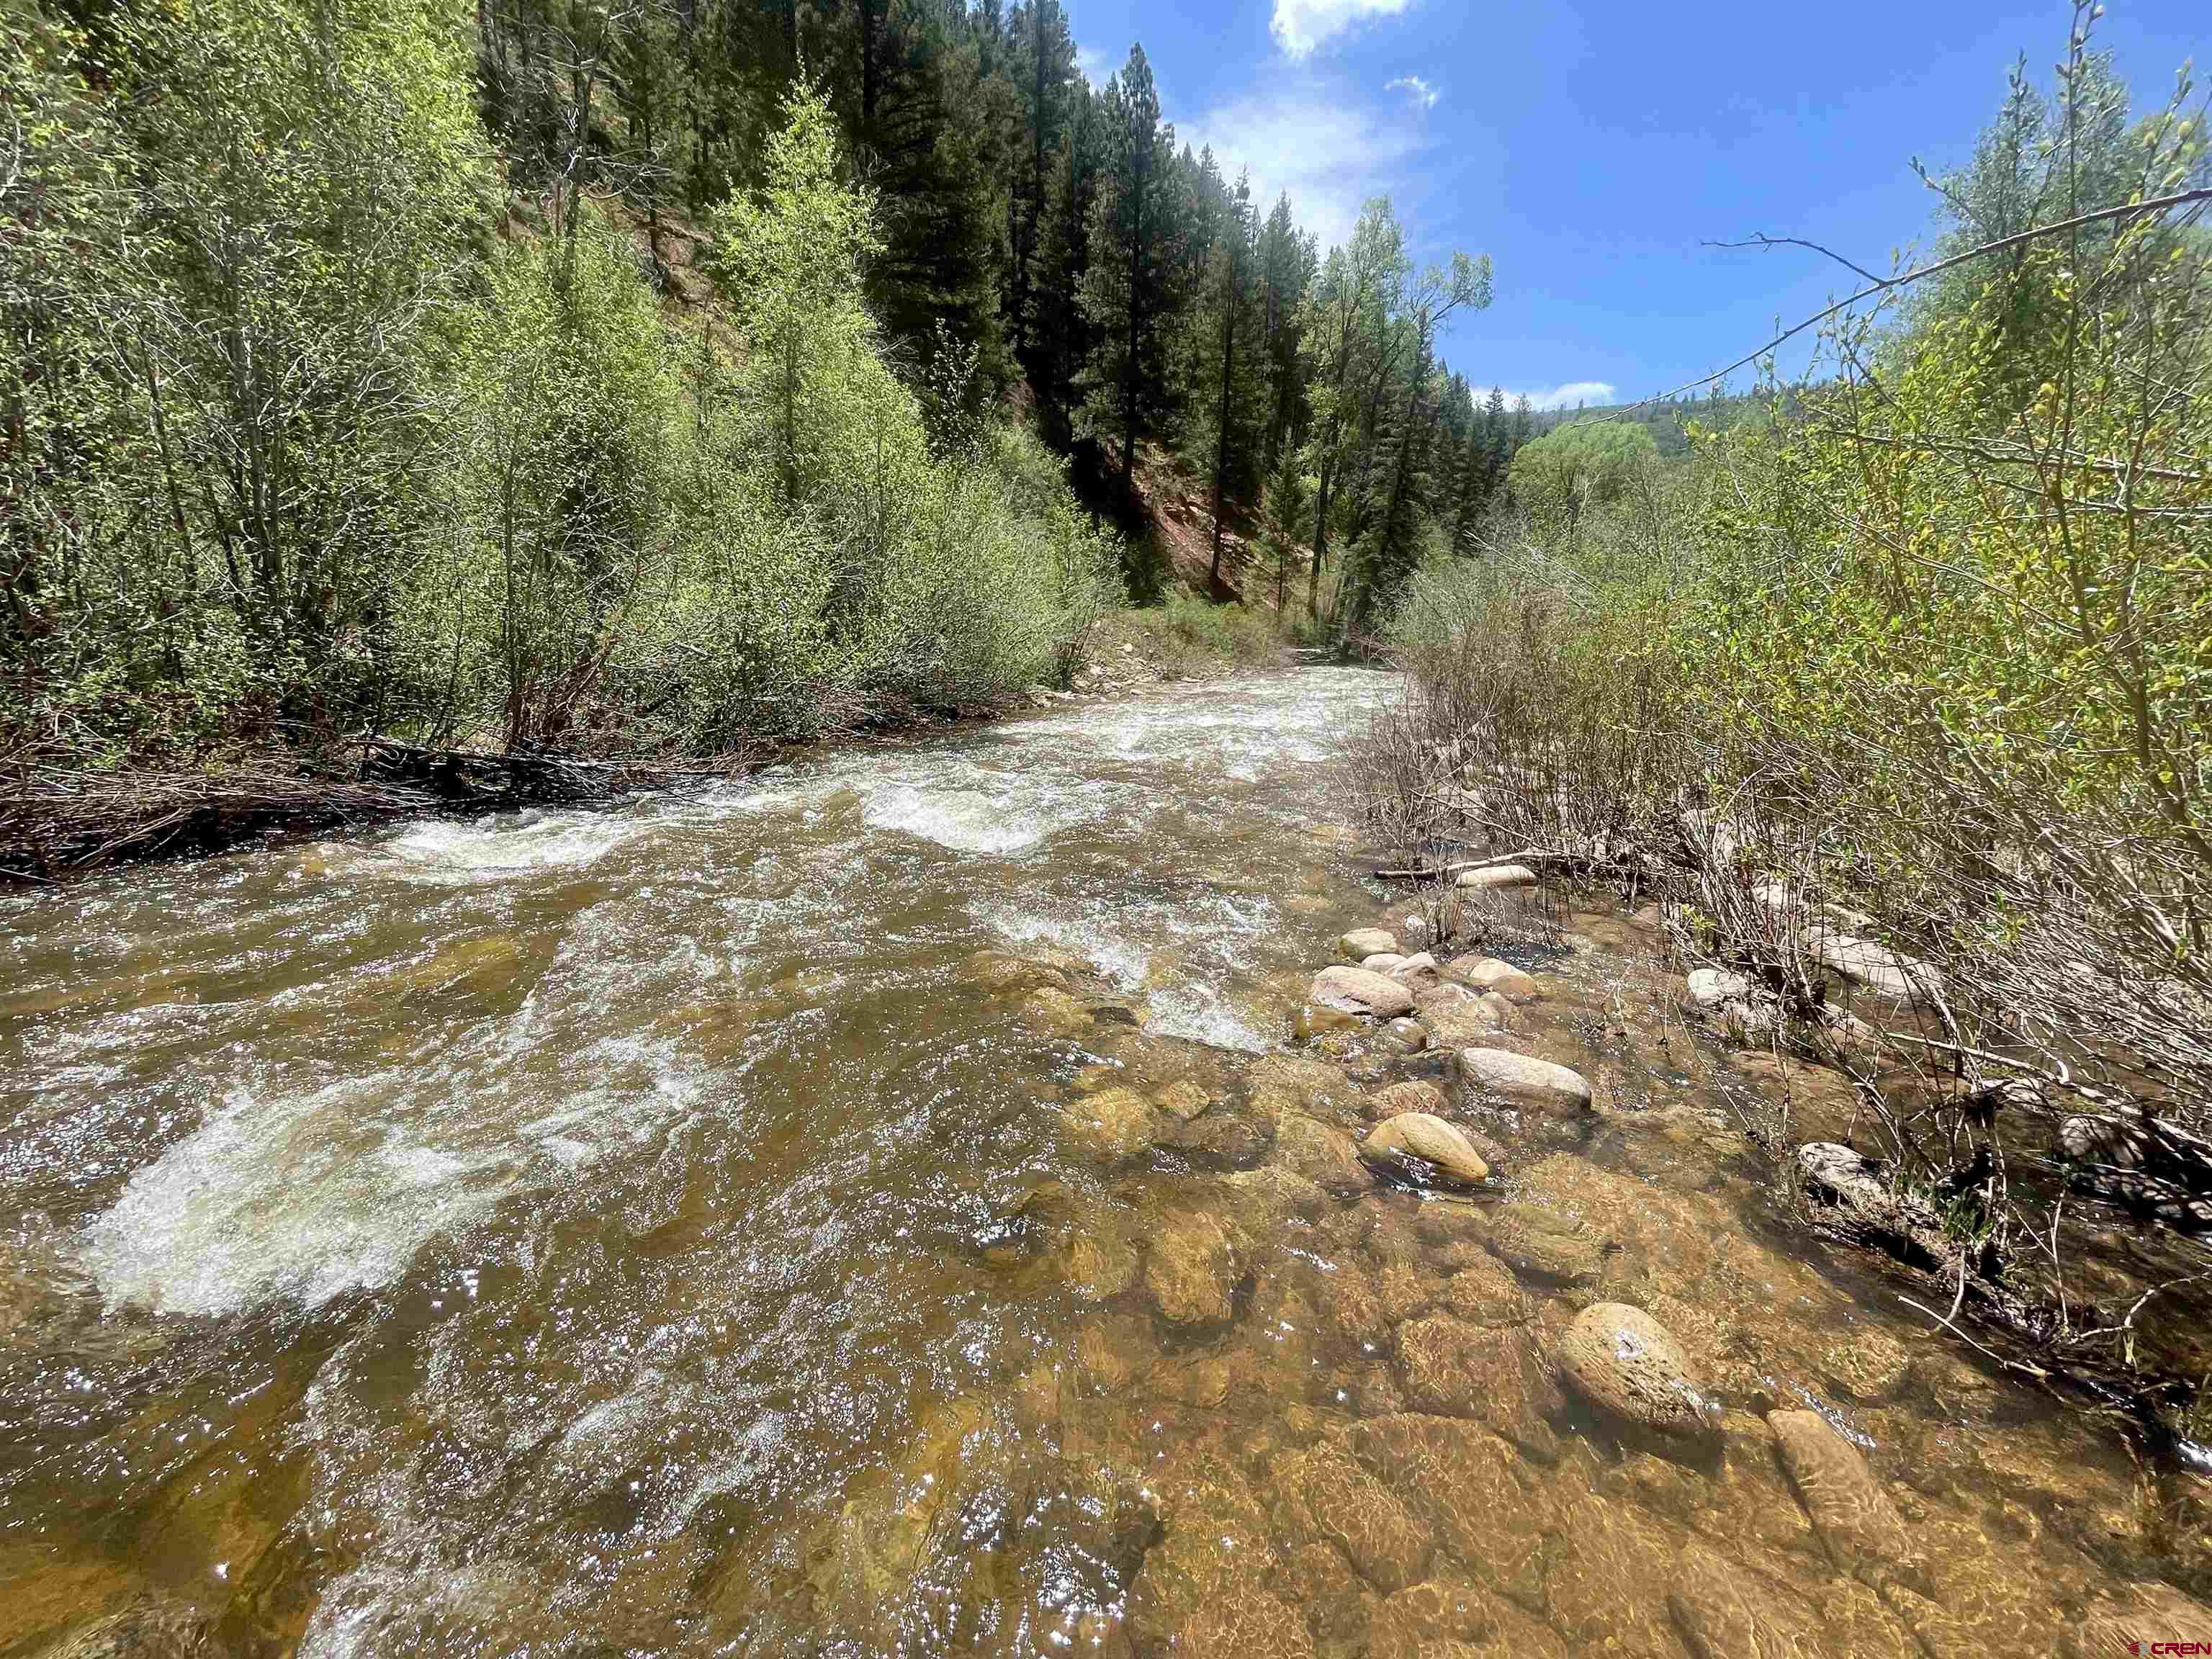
1178 88 1424 253
1271 0 1413 58
1076 44 1118 85
1504 381 1619 411
1385 74 1438 111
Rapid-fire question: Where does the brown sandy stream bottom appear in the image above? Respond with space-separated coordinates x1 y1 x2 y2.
0 667 2204 1658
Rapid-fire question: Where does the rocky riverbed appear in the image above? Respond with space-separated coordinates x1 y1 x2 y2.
1 667 2206 1656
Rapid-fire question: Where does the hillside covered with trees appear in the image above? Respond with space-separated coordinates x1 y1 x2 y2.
4 0 1558 791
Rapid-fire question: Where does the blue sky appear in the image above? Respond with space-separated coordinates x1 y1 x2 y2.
1068 0 2207 408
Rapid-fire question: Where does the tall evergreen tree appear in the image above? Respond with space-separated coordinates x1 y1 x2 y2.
1075 45 1176 530
1256 192 1313 469
1027 83 1100 451
1193 169 1267 588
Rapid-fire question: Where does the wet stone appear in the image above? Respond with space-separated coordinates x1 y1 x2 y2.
1311 966 1417 1020
1145 1209 1244 1328
1556 1303 1720 1452
1449 956 1539 1001
1765 1409 1918 1590
1456 864 1537 892
1419 995 1514 1049
1382 1016 1429 1053
1457 1047 1593 1115
1359 1112 1493 1187
1341 927 1401 959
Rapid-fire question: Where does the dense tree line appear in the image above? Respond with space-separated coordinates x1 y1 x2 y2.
466 0 1527 616
1 0 1547 769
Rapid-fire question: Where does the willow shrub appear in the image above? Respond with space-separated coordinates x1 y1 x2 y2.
392 82 1123 755
8 24 1120 765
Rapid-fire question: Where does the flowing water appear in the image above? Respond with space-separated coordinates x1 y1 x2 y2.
0 668 2199 1657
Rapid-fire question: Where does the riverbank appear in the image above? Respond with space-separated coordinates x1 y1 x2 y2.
0 605 1306 888
4 664 2207 1655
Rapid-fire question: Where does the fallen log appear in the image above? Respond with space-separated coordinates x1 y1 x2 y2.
1 741 742 887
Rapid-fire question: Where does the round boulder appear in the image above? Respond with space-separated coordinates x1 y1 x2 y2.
1556 1302 1719 1449
1450 957 1539 1001
1310 966 1416 1020
1457 1048 1593 1115
1686 967 1750 1010
1359 1113 1491 1187
1341 927 1399 959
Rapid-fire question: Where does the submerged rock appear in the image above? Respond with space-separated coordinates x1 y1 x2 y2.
1555 1303 1719 1450
1811 930 1941 1002
1345 1415 1547 1606
1372 1079 1449 1120
1063 1086 1159 1166
1341 927 1399 959
1274 1112 1375 1199
1394 1316 1557 1456
1483 1206 1605 1287
38 1598 214 1659
1794 1143 1948 1267
1022 986 1095 1037
1146 1209 1244 1328
1273 1438 1431 1592
1765 1408 1918 1588
2071 1581 2212 1658
1456 1048 1592 1114
1125 1457 1284 1655
1310 966 1416 1020
1417 994 1514 1050
1359 1113 1491 1187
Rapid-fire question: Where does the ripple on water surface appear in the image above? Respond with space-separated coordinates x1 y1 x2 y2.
12 668 2161 1659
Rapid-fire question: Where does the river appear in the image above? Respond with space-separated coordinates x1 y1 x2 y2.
0 667 2189 1655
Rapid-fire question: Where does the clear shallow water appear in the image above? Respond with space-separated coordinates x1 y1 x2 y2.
0 668 2199 1656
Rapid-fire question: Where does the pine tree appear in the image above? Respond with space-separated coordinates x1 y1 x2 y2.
1003 0 1076 373
1075 45 1176 530
1256 192 1313 469
1194 169 1267 589
1028 84 1100 451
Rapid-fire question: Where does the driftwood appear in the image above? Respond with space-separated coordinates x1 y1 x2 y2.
0 740 741 886
0 763 442 882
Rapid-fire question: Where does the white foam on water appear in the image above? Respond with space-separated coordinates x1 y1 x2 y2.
857 781 1051 855
1141 984 1274 1053
81 1033 708 1318
359 809 637 884
977 903 1150 989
